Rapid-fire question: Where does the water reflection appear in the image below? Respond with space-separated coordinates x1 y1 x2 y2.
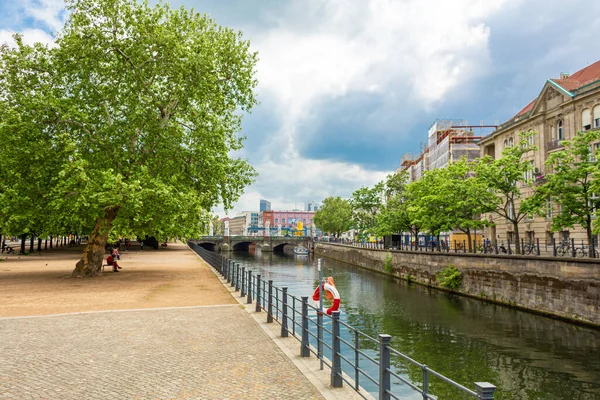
229 249 600 400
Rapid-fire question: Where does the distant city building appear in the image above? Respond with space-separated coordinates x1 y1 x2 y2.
399 119 495 183
228 215 246 236
261 210 321 236
306 200 319 212
259 199 271 212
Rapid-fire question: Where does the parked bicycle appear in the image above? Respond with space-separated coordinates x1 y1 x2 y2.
522 242 537 255
575 245 599 258
556 241 571 257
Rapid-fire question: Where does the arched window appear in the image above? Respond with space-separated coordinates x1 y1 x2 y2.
593 105 600 128
582 108 591 131
504 139 508 148
557 119 564 140
508 137 514 147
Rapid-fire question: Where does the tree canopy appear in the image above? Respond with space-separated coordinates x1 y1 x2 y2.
0 0 258 276
313 197 352 238
542 130 600 245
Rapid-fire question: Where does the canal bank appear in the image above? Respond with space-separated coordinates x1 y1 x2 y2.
314 243 600 328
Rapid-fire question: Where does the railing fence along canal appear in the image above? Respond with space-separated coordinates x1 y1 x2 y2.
189 242 497 400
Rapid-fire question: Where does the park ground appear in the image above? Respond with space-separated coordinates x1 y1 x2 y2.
0 242 233 317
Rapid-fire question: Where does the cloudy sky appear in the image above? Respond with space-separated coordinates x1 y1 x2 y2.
2 0 599 216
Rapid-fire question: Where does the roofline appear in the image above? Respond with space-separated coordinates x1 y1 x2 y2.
547 79 574 98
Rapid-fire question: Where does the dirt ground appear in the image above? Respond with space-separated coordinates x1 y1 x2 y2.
0 242 234 317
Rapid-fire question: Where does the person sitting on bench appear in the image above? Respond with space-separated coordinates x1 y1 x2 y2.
106 254 121 272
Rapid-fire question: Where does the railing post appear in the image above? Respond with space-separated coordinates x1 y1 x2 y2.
536 238 540 256
267 280 274 323
331 310 343 387
235 263 240 291
301 296 310 357
240 266 246 297
379 334 391 400
422 365 429 400
553 239 557 257
475 382 496 400
247 270 253 304
255 274 262 313
521 238 525 255
281 287 288 337
226 260 231 283
571 238 576 258
354 330 360 391
230 263 236 287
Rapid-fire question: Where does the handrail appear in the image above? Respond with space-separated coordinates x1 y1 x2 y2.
188 241 497 400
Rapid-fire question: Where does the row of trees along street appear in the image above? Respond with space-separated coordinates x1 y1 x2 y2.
314 130 600 255
0 0 258 277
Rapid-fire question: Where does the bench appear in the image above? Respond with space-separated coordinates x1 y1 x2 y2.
2 246 15 254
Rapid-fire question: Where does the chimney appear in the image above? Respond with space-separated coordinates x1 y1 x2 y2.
560 72 570 79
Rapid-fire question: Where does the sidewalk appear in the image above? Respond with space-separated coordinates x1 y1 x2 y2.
0 243 362 399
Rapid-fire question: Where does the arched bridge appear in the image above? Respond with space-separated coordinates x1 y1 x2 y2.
190 236 313 252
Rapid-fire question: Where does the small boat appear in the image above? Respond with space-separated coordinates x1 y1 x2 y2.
293 245 309 255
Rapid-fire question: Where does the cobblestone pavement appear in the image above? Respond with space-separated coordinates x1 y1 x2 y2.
0 305 325 399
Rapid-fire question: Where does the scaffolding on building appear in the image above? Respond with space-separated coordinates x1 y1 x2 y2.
400 120 497 181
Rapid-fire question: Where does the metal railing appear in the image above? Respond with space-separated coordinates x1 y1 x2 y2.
325 237 600 259
188 241 497 400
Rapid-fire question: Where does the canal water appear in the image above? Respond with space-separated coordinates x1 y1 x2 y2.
228 249 600 400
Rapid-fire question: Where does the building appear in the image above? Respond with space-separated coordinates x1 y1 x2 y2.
261 210 319 236
259 199 271 212
228 215 246 236
478 59 600 244
400 119 493 182
306 201 319 212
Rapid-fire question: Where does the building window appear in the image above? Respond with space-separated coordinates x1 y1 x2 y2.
589 193 599 218
281 218 285 223
523 160 535 182
508 137 514 147
507 203 514 220
557 119 564 140
594 105 600 128
582 108 592 131
504 139 508 148
546 198 553 219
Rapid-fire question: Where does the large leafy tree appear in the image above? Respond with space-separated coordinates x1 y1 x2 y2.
0 0 257 276
474 131 544 253
374 172 414 237
313 197 352 238
349 182 384 238
542 130 600 247
412 160 496 250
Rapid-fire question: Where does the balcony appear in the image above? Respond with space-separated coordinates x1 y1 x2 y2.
546 139 564 152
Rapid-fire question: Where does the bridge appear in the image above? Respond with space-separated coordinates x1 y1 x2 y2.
190 236 313 252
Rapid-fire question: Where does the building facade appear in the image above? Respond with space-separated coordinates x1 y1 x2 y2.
260 210 318 236
228 215 246 236
479 60 600 244
259 199 271 212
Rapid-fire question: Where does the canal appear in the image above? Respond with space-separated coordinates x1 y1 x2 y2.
228 249 600 400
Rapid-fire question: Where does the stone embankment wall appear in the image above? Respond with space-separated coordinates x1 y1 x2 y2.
314 243 599 327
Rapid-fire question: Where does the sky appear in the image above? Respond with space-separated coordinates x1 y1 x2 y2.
2 0 600 216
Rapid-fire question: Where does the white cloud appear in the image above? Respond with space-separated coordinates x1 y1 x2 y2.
225 0 513 214
24 0 66 32
0 28 55 47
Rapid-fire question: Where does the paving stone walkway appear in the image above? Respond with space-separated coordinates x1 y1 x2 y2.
0 305 325 399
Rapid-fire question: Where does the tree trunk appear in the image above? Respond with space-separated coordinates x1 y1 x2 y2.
20 235 26 254
44 238 48 250
29 235 34 252
466 230 472 252
513 221 521 253
49 236 53 249
72 207 119 278
37 238 42 252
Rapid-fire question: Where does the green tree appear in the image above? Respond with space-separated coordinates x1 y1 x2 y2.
409 160 496 251
313 197 352 238
474 131 544 253
350 182 384 238
542 130 600 247
375 172 421 241
0 0 257 276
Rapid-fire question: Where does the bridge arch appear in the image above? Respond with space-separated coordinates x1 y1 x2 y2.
272 242 292 253
231 241 255 251
197 242 216 251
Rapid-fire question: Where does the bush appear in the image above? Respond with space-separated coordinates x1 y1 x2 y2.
384 252 393 273
436 266 462 290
